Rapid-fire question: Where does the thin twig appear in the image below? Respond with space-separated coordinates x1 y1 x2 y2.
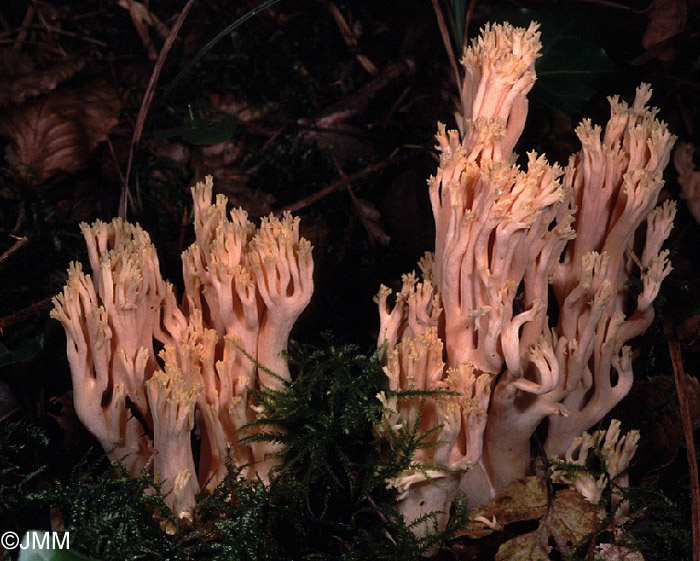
29 0 54 35
464 0 478 48
0 38 67 54
277 152 397 215
0 236 28 266
574 0 651 14
0 10 11 33
326 1 377 75
29 0 67 57
13 3 34 50
431 0 461 91
69 7 113 21
26 24 108 47
630 30 694 66
0 296 53 331
664 318 700 561
382 84 412 126
300 56 415 132
120 0 159 60
120 0 196 219
106 137 126 185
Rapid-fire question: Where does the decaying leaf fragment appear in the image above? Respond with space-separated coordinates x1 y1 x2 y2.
596 544 645 561
457 476 601 559
494 487 600 560
495 529 551 561
0 83 120 181
642 0 686 62
675 142 700 223
626 375 700 481
0 49 84 106
596 543 644 561
544 489 599 553
460 476 548 538
350 195 391 246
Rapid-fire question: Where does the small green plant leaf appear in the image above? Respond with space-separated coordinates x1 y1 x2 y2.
489 6 616 112
0 338 42 367
152 118 239 145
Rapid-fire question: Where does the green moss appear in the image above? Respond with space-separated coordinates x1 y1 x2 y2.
33 461 180 561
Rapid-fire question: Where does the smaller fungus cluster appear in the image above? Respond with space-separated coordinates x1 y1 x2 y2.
551 419 639 524
51 177 313 518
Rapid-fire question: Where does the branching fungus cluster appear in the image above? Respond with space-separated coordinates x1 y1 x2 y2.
51 177 313 518
377 22 675 527
50 19 675 538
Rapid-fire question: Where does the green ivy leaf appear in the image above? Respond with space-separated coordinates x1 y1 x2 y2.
489 6 616 112
152 118 239 145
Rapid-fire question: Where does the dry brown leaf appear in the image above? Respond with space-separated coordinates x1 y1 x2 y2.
627 375 700 482
143 138 191 166
205 91 274 123
674 142 700 223
0 49 84 106
642 0 687 62
596 544 645 561
0 83 120 181
351 195 391 246
495 528 552 561
544 489 600 553
48 391 81 454
458 476 548 538
194 140 274 217
494 488 600 560
679 317 700 349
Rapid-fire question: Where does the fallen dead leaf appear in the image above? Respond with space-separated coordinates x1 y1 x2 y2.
0 49 84 106
350 194 391 246
495 528 552 561
544 489 599 553
596 543 645 561
642 0 687 62
625 374 700 482
204 91 272 123
493 488 600 561
143 137 191 165
675 142 700 223
0 83 120 181
194 140 274 217
458 476 548 538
